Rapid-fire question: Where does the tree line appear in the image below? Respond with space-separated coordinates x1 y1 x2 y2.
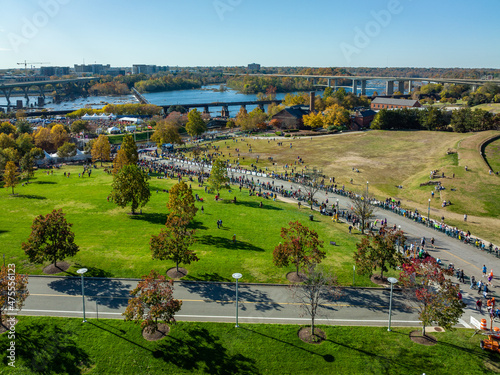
371 107 500 132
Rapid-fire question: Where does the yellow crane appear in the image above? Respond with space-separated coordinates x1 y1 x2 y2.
16 60 50 77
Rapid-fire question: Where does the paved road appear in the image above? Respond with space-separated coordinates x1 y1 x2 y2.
18 276 473 328
16 154 499 329
146 154 500 287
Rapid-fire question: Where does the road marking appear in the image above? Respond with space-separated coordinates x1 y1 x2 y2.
28 294 399 308
440 249 480 271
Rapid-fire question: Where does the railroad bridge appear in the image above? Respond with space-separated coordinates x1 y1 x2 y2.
0 77 97 108
161 99 283 117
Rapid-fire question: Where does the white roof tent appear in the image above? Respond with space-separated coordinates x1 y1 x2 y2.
119 117 143 124
82 113 117 120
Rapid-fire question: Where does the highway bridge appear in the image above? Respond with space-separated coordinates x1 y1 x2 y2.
0 77 97 107
224 73 500 96
162 99 283 117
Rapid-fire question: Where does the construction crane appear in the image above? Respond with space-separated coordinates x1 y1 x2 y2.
16 60 50 77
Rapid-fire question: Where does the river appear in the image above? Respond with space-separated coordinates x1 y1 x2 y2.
0 83 386 117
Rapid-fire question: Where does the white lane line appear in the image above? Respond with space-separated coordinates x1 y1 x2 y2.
20 310 423 323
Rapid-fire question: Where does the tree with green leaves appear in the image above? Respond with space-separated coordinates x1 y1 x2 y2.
354 227 405 280
57 142 77 158
208 158 229 195
166 181 198 227
91 134 111 166
151 121 182 148
123 269 182 335
120 134 138 165
0 265 29 326
71 120 89 134
19 152 34 183
3 161 18 195
111 164 151 214
22 209 79 268
150 216 198 273
15 133 34 156
186 109 207 137
399 257 466 337
273 221 325 277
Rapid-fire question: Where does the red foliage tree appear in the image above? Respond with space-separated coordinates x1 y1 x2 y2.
273 221 325 277
123 269 182 334
399 257 466 336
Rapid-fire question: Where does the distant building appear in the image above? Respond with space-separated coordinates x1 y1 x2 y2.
247 63 260 71
271 105 310 129
132 65 158 75
74 64 111 75
371 97 422 110
41 66 70 76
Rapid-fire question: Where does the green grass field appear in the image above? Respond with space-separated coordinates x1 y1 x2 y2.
1 317 498 374
200 130 500 244
485 138 500 173
1 164 376 285
473 103 500 114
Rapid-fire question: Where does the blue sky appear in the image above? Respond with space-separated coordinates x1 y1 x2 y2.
0 0 499 69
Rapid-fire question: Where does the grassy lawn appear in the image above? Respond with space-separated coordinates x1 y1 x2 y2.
0 164 375 285
473 103 500 114
1 317 498 374
485 138 500 173
199 130 500 244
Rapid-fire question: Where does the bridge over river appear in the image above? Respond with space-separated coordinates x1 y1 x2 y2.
225 73 500 96
0 77 97 107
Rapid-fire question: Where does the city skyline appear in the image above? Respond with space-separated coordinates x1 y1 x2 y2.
0 0 499 70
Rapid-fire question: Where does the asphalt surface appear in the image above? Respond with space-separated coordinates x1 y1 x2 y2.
16 153 500 329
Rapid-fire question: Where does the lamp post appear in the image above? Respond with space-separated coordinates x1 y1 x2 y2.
387 277 398 331
427 198 431 226
366 181 369 196
232 273 242 328
77 268 88 323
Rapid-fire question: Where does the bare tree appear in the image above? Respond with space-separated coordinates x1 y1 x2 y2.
302 167 323 209
290 264 340 340
350 191 376 234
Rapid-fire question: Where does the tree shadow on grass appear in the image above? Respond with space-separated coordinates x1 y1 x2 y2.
181 283 283 312
240 326 334 363
197 235 265 252
0 321 91 374
130 212 168 226
48 277 132 308
223 199 283 211
34 181 57 185
87 321 153 352
14 194 47 200
153 327 259 375
184 273 231 282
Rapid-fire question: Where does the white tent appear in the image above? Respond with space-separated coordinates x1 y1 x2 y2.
107 127 120 134
82 113 117 121
125 125 137 132
119 117 143 124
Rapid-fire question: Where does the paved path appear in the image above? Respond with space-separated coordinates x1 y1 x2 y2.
17 155 499 329
146 155 500 289
14 276 446 327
